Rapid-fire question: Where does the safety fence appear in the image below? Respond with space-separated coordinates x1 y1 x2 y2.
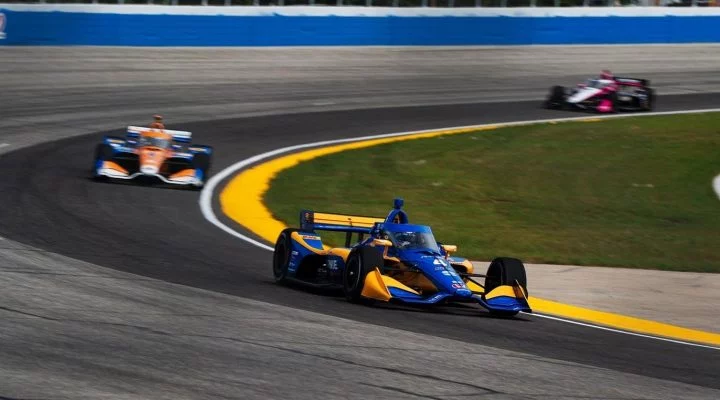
1 0 717 7
2 5 720 45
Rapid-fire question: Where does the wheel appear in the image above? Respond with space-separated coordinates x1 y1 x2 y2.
642 88 655 111
192 153 212 178
272 228 298 284
484 257 528 297
187 153 212 190
342 246 384 304
483 257 528 317
91 143 113 181
544 85 565 109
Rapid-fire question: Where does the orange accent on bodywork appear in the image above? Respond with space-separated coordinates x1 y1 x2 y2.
143 130 173 140
312 212 384 229
138 147 171 169
327 248 351 261
169 169 196 179
360 268 392 301
138 130 173 169
465 279 484 294
484 285 519 300
451 259 474 274
381 275 420 295
290 232 326 255
102 161 128 175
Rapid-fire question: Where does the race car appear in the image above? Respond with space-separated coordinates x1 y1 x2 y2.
272 198 531 316
544 76 655 113
91 125 213 189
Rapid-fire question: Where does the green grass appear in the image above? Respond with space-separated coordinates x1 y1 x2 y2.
264 113 720 272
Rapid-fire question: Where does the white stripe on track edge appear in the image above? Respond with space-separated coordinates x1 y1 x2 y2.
713 174 720 200
199 107 720 349
525 312 720 351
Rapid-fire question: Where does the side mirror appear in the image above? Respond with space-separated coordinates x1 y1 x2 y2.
372 239 392 247
442 244 457 254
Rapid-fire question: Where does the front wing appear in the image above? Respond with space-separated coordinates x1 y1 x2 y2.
359 267 531 314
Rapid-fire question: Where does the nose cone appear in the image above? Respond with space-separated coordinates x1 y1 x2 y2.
141 165 159 175
454 288 472 298
139 147 165 174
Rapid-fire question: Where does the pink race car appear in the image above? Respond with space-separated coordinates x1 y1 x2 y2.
544 70 655 113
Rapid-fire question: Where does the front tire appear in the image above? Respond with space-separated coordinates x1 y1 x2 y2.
484 257 528 317
343 246 383 304
544 85 566 110
91 143 113 181
484 257 528 298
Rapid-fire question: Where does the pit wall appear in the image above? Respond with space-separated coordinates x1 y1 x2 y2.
2 5 720 46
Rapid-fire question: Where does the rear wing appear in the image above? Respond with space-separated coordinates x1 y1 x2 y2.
615 77 650 87
126 126 192 143
299 210 385 234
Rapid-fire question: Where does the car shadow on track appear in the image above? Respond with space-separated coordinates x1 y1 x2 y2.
261 280 532 322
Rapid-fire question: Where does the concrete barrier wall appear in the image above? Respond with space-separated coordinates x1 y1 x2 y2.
2 5 720 46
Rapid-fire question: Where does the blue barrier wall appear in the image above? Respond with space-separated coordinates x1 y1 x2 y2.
2 5 720 46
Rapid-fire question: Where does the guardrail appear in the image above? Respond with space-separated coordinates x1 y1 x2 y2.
2 5 720 46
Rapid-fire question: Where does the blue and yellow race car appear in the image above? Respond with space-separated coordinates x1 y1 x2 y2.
272 199 531 316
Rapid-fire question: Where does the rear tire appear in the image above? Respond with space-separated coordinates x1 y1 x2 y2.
343 246 383 304
643 88 655 111
273 228 298 284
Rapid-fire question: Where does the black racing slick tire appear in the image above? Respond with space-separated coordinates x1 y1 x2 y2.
187 153 212 191
484 257 528 317
343 246 384 304
91 143 114 181
192 153 212 177
484 257 528 297
643 88 656 111
544 85 565 109
273 228 298 284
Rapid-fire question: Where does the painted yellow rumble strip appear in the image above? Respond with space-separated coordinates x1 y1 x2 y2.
219 121 720 348
528 297 720 347
219 126 493 244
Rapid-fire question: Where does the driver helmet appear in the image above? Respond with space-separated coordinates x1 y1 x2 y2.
600 70 614 80
395 232 420 248
149 114 165 129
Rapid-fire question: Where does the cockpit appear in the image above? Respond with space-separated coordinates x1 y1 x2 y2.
381 223 440 253
139 136 171 149
584 79 613 89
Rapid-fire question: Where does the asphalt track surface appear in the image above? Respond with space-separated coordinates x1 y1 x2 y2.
1 47 720 399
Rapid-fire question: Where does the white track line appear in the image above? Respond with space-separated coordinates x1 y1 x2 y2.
199 107 720 349
713 174 720 200
526 313 720 351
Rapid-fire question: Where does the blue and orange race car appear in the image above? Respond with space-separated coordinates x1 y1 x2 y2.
92 126 212 190
272 199 531 316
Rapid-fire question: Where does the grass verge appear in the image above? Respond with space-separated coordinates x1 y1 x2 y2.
264 113 720 272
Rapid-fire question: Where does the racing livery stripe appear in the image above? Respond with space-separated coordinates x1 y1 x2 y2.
203 108 720 348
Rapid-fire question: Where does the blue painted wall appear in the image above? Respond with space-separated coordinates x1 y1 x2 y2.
2 6 720 46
